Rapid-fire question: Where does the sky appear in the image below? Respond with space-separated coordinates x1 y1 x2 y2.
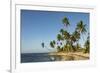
21 10 89 53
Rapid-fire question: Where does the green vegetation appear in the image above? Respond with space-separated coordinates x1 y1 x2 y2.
49 17 90 53
84 35 90 53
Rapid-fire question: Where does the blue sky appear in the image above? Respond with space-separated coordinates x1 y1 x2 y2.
21 10 89 53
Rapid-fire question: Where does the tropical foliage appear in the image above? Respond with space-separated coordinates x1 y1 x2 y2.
49 17 89 53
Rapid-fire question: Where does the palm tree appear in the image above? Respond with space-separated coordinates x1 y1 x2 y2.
52 40 56 45
50 41 55 48
70 35 76 43
84 39 89 53
63 31 70 41
61 30 76 52
84 35 90 53
76 20 87 34
76 20 87 45
41 42 53 51
73 30 80 41
49 17 88 54
62 17 70 27
67 35 77 52
41 42 44 48
60 29 64 35
57 34 63 41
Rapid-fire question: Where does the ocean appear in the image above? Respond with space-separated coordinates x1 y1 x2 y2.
21 53 61 63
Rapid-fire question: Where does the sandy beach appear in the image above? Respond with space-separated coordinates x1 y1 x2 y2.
49 52 89 61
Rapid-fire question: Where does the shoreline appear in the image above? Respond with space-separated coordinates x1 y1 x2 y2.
48 52 89 61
